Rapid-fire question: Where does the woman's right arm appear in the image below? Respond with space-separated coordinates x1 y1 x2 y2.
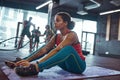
26 35 56 62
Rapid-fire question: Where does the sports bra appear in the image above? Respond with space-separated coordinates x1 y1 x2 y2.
55 34 85 60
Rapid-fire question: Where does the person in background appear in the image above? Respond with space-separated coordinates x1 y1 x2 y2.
33 27 41 50
42 25 54 43
31 26 36 44
17 17 35 52
5 12 86 77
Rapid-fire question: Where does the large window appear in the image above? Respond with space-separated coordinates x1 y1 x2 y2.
0 7 48 48
73 18 97 54
83 20 97 33
73 18 97 42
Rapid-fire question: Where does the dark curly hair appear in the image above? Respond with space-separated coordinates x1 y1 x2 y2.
56 12 75 30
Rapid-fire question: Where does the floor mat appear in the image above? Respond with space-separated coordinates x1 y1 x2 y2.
1 66 120 80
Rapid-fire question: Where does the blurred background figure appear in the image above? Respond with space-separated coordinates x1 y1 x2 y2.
31 26 36 44
33 27 41 50
17 17 35 52
42 25 54 43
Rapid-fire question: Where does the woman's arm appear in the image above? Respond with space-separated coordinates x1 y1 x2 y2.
39 32 77 63
26 35 56 62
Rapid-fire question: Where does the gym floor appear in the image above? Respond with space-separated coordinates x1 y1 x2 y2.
0 49 120 80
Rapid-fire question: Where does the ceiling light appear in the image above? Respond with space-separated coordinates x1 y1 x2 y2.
36 0 52 10
85 0 101 10
110 0 120 6
77 10 88 15
100 9 120 15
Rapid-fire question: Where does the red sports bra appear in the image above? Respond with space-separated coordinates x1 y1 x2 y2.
55 34 85 60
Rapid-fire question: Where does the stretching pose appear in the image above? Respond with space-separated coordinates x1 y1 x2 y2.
5 12 86 76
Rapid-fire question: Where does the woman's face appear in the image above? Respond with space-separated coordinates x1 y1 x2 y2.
54 15 66 30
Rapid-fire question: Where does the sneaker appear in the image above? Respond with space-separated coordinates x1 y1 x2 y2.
15 64 38 76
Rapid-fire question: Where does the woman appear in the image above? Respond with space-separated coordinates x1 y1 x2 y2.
5 12 86 76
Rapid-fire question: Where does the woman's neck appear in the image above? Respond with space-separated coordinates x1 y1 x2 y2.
60 28 70 36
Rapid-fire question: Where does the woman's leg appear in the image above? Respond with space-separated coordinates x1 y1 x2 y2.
58 55 86 73
5 44 47 69
38 46 86 74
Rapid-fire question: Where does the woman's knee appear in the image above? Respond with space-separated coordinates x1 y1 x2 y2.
59 46 75 53
62 45 73 50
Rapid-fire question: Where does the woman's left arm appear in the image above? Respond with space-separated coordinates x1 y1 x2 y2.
39 32 77 63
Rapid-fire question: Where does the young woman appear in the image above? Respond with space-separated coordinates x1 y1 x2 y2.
5 12 86 76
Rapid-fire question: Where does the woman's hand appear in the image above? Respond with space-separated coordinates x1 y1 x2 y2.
15 60 30 67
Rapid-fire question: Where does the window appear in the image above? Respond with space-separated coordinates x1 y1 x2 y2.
0 7 48 48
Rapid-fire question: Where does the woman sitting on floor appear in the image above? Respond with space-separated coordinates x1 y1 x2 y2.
5 12 86 76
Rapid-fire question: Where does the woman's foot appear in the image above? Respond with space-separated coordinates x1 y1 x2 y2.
5 57 22 69
15 64 39 76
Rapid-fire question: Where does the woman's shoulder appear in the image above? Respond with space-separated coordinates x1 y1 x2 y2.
68 31 77 36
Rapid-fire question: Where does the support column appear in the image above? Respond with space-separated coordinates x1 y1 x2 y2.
48 2 53 26
106 15 111 41
118 16 120 40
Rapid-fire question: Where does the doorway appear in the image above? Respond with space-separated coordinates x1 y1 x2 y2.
81 31 96 54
